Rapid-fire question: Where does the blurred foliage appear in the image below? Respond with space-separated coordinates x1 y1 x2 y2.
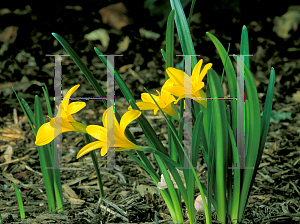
144 0 192 27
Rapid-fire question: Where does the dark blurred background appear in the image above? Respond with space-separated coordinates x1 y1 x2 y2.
1 0 300 118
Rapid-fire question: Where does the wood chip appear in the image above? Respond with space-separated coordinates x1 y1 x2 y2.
62 184 79 198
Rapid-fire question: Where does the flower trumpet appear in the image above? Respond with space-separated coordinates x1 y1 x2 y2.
128 79 180 120
35 84 87 146
164 59 212 108
77 106 145 158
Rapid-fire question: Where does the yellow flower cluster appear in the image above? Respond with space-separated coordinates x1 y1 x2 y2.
35 60 212 158
129 59 212 118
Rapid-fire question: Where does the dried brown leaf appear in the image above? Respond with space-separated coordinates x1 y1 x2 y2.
99 3 129 30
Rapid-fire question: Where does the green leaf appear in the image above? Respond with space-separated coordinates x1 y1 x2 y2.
52 33 107 107
143 0 191 28
161 49 166 61
207 69 228 223
233 50 261 223
187 0 197 28
42 83 53 118
12 89 36 135
206 32 237 141
12 183 25 219
170 0 197 68
165 9 179 166
240 25 249 68
166 9 175 74
259 68 275 151
233 56 261 166
34 95 56 212
238 67 275 221
143 86 211 223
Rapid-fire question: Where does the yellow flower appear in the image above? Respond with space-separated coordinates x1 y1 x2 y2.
35 84 87 146
128 79 180 120
163 59 212 108
77 106 143 158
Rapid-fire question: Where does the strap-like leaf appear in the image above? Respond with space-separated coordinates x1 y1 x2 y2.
52 33 107 105
238 67 275 221
13 89 36 134
207 69 228 223
240 25 249 68
34 95 56 212
206 32 237 141
12 183 25 219
170 0 197 68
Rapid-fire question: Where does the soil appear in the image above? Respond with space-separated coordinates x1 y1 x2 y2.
1 1 300 224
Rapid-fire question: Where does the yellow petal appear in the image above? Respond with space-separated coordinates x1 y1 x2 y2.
67 102 86 115
161 81 177 104
66 114 77 123
50 117 78 132
161 91 176 104
141 93 159 103
166 67 185 86
102 107 121 134
162 103 179 120
194 89 207 108
61 122 78 132
156 90 161 98
100 145 108 156
88 106 140 155
54 104 64 119
35 121 71 145
61 84 80 110
60 106 69 120
35 122 55 146
163 86 187 98
194 82 205 92
162 78 174 89
198 63 212 82
114 134 137 149
102 106 110 126
134 102 157 110
192 59 203 84
174 94 189 104
192 60 203 89
120 110 141 134
86 125 106 141
77 141 105 158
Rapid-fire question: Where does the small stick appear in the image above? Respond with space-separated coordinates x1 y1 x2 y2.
99 204 128 222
